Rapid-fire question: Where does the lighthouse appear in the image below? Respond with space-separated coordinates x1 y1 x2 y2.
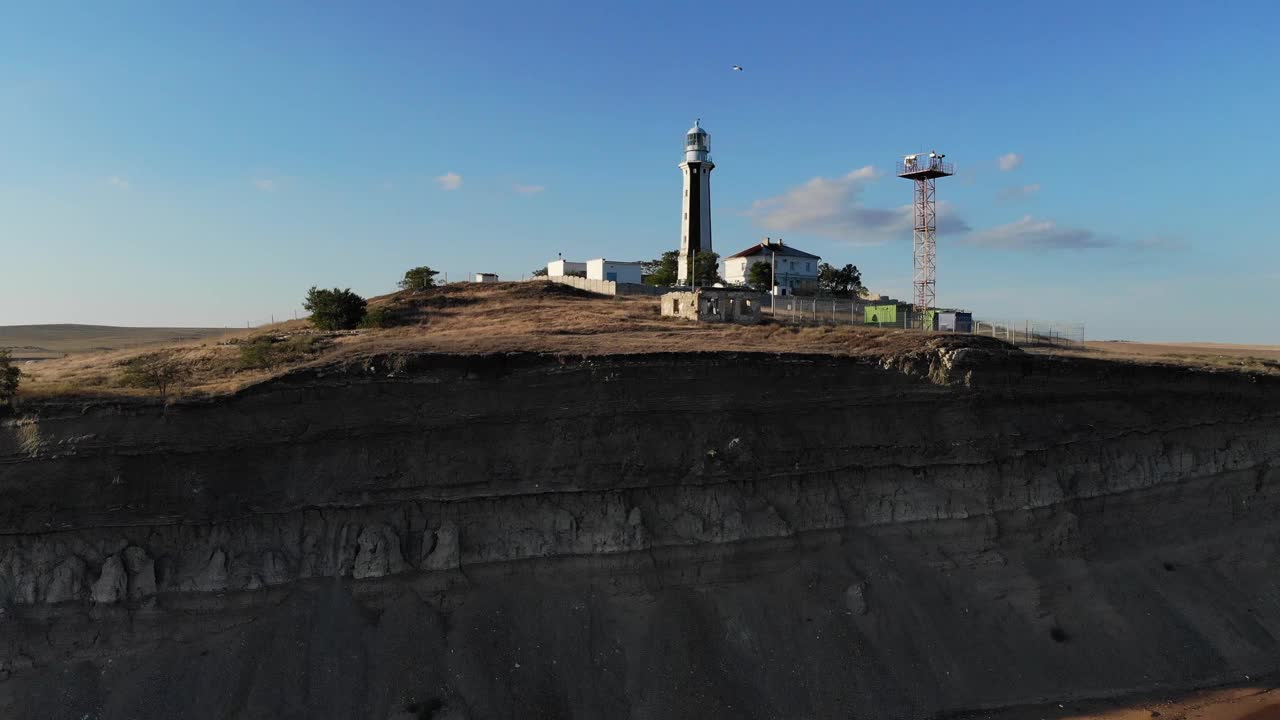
678 119 715 286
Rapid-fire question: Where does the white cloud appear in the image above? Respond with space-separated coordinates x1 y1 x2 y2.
435 172 462 191
252 178 277 193
963 215 1111 250
963 217 1189 253
998 183 1041 200
745 166 968 244
997 153 1023 171
106 176 130 191
514 183 545 194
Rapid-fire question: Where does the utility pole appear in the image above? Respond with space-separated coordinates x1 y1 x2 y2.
770 245 777 316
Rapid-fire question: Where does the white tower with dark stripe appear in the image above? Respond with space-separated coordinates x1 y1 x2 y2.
678 120 714 286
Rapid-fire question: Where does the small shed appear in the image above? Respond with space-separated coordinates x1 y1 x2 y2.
864 303 913 327
473 272 499 283
930 311 973 332
661 288 762 324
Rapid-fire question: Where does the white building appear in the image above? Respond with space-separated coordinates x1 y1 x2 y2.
587 258 644 284
473 272 499 283
546 259 588 277
722 238 821 294
677 120 714 285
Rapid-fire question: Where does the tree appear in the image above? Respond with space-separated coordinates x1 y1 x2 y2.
691 250 723 287
531 267 548 277
818 263 866 296
747 261 774 292
642 250 722 287
0 350 20 403
398 266 439 291
120 352 191 400
643 251 679 287
304 287 368 330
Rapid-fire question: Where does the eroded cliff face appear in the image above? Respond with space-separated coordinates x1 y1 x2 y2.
0 349 1277 719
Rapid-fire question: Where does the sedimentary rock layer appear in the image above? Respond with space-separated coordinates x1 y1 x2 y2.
0 349 1276 719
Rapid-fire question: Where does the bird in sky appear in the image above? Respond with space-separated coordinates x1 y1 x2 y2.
731 65 744 71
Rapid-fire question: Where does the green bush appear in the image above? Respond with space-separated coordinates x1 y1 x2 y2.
359 305 399 329
238 335 325 370
0 350 20 402
119 352 191 399
304 287 367 330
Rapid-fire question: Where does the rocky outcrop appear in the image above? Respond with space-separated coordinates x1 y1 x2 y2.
0 349 1277 719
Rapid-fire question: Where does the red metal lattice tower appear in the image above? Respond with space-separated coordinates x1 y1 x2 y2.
898 153 954 312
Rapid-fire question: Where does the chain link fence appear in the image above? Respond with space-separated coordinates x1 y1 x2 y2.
758 295 1085 347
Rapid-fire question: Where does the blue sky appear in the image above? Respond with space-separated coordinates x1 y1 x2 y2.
1 1 1277 342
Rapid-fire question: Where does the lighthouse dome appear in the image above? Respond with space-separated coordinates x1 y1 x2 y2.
684 119 710 159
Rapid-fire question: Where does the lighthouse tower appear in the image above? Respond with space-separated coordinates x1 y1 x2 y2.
678 119 715 286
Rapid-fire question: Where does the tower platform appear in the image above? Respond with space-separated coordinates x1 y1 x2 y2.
897 159 954 179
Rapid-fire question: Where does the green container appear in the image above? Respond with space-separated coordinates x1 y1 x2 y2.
865 303 911 326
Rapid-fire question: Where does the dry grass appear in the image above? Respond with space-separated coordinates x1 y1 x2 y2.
1028 340 1280 376
13 282 1002 401
344 281 1003 357
0 324 231 360
16 283 1276 401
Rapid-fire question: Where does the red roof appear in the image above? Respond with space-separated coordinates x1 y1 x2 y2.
725 241 820 260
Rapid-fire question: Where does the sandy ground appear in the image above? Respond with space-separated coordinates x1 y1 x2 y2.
958 683 1280 719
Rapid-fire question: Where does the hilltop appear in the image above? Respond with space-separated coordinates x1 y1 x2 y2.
7 281 1277 402
9 282 1012 401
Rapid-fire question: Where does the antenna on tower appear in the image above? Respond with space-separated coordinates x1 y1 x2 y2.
897 151 954 314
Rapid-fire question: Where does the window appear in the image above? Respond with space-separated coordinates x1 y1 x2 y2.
684 213 687 220
806 263 811 272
